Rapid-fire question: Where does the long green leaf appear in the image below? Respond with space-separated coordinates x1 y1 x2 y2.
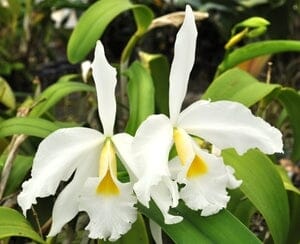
286 193 300 244
67 0 153 63
125 61 154 135
277 88 300 161
139 202 212 243
140 201 260 243
222 149 289 244
0 117 61 138
0 207 45 243
30 81 94 117
0 155 33 196
140 52 169 115
217 40 300 75
176 204 261 244
202 68 280 106
275 165 300 195
0 76 16 109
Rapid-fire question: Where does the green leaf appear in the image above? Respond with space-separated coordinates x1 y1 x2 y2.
125 61 154 135
222 149 289 244
67 0 153 63
139 202 212 243
277 88 300 161
140 201 261 243
0 117 62 138
217 40 300 75
275 165 300 195
0 76 16 109
140 52 169 115
286 193 300 244
0 155 33 196
29 81 94 117
202 68 280 106
0 207 45 243
227 189 256 226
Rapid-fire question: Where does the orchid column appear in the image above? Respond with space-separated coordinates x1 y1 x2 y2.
132 5 283 218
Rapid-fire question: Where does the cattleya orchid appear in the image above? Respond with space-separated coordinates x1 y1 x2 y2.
132 5 283 218
17 41 138 241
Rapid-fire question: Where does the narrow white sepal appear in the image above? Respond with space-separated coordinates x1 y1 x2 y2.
169 5 197 123
91 41 117 136
149 220 163 244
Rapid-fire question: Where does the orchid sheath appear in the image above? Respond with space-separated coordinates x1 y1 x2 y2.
132 5 283 218
18 41 137 241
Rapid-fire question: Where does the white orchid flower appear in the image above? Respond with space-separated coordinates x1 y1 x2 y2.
17 41 138 241
51 8 77 29
132 5 283 217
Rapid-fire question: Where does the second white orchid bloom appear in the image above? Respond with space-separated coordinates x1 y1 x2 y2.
17 41 138 241
132 5 283 218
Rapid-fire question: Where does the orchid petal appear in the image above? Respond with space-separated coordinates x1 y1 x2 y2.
178 100 283 155
48 160 98 236
179 147 234 216
149 220 162 244
132 114 173 206
150 177 182 224
78 178 137 241
17 127 104 215
64 10 77 29
111 133 137 182
169 5 197 123
81 60 91 83
91 41 117 136
51 9 70 28
225 165 242 189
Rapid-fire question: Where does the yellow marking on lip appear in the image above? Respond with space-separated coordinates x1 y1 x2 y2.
96 170 119 195
186 155 208 178
97 139 119 195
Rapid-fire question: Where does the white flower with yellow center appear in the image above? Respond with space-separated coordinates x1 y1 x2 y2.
132 5 283 217
17 41 137 241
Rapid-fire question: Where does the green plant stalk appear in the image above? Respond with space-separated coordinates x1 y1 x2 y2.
119 30 144 118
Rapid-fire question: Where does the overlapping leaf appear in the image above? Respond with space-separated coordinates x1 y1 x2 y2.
67 0 153 63
0 207 45 243
222 149 289 244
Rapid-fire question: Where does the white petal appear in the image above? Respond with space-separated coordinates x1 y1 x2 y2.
48 160 98 236
111 133 137 182
78 178 137 241
91 41 117 136
51 9 70 28
132 114 173 206
179 148 232 216
225 165 242 189
150 177 182 224
64 10 77 29
169 5 197 123
81 60 91 83
149 220 162 244
178 100 283 155
169 157 182 180
17 127 104 215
